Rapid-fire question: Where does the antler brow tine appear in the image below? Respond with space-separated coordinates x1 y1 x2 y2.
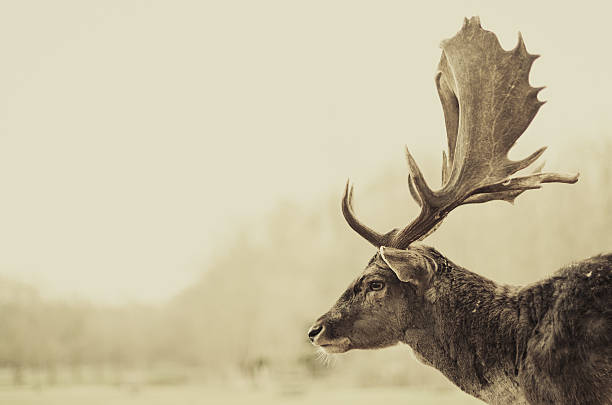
341 180 387 247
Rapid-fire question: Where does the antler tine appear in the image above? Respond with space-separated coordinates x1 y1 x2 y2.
389 148 448 248
341 180 387 247
403 146 436 208
464 171 579 205
407 175 422 207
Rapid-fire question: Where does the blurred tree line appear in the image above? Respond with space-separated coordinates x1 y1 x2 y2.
0 138 610 388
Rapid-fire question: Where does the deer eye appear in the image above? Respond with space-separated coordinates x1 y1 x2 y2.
368 281 384 291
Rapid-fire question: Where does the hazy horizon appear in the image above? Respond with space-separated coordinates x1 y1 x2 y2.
0 1 610 304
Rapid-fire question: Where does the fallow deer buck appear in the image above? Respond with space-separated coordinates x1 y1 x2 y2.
308 17 611 405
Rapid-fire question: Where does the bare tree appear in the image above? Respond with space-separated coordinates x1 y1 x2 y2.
308 17 611 405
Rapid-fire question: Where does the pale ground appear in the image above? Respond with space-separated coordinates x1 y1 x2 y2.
0 385 484 405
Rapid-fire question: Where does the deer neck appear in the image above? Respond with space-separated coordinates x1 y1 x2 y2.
402 256 528 403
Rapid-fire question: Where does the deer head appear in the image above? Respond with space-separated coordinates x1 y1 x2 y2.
308 16 578 353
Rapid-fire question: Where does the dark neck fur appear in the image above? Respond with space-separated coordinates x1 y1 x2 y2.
402 251 531 399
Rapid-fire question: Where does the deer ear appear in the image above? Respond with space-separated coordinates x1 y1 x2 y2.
379 246 436 290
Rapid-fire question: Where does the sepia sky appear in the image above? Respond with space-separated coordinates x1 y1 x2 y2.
0 1 610 304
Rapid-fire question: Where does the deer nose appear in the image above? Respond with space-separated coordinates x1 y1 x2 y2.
308 324 323 342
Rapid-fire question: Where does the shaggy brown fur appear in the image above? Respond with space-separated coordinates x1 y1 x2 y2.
309 246 612 405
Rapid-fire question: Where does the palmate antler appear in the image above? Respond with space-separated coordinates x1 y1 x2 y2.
343 16 578 249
